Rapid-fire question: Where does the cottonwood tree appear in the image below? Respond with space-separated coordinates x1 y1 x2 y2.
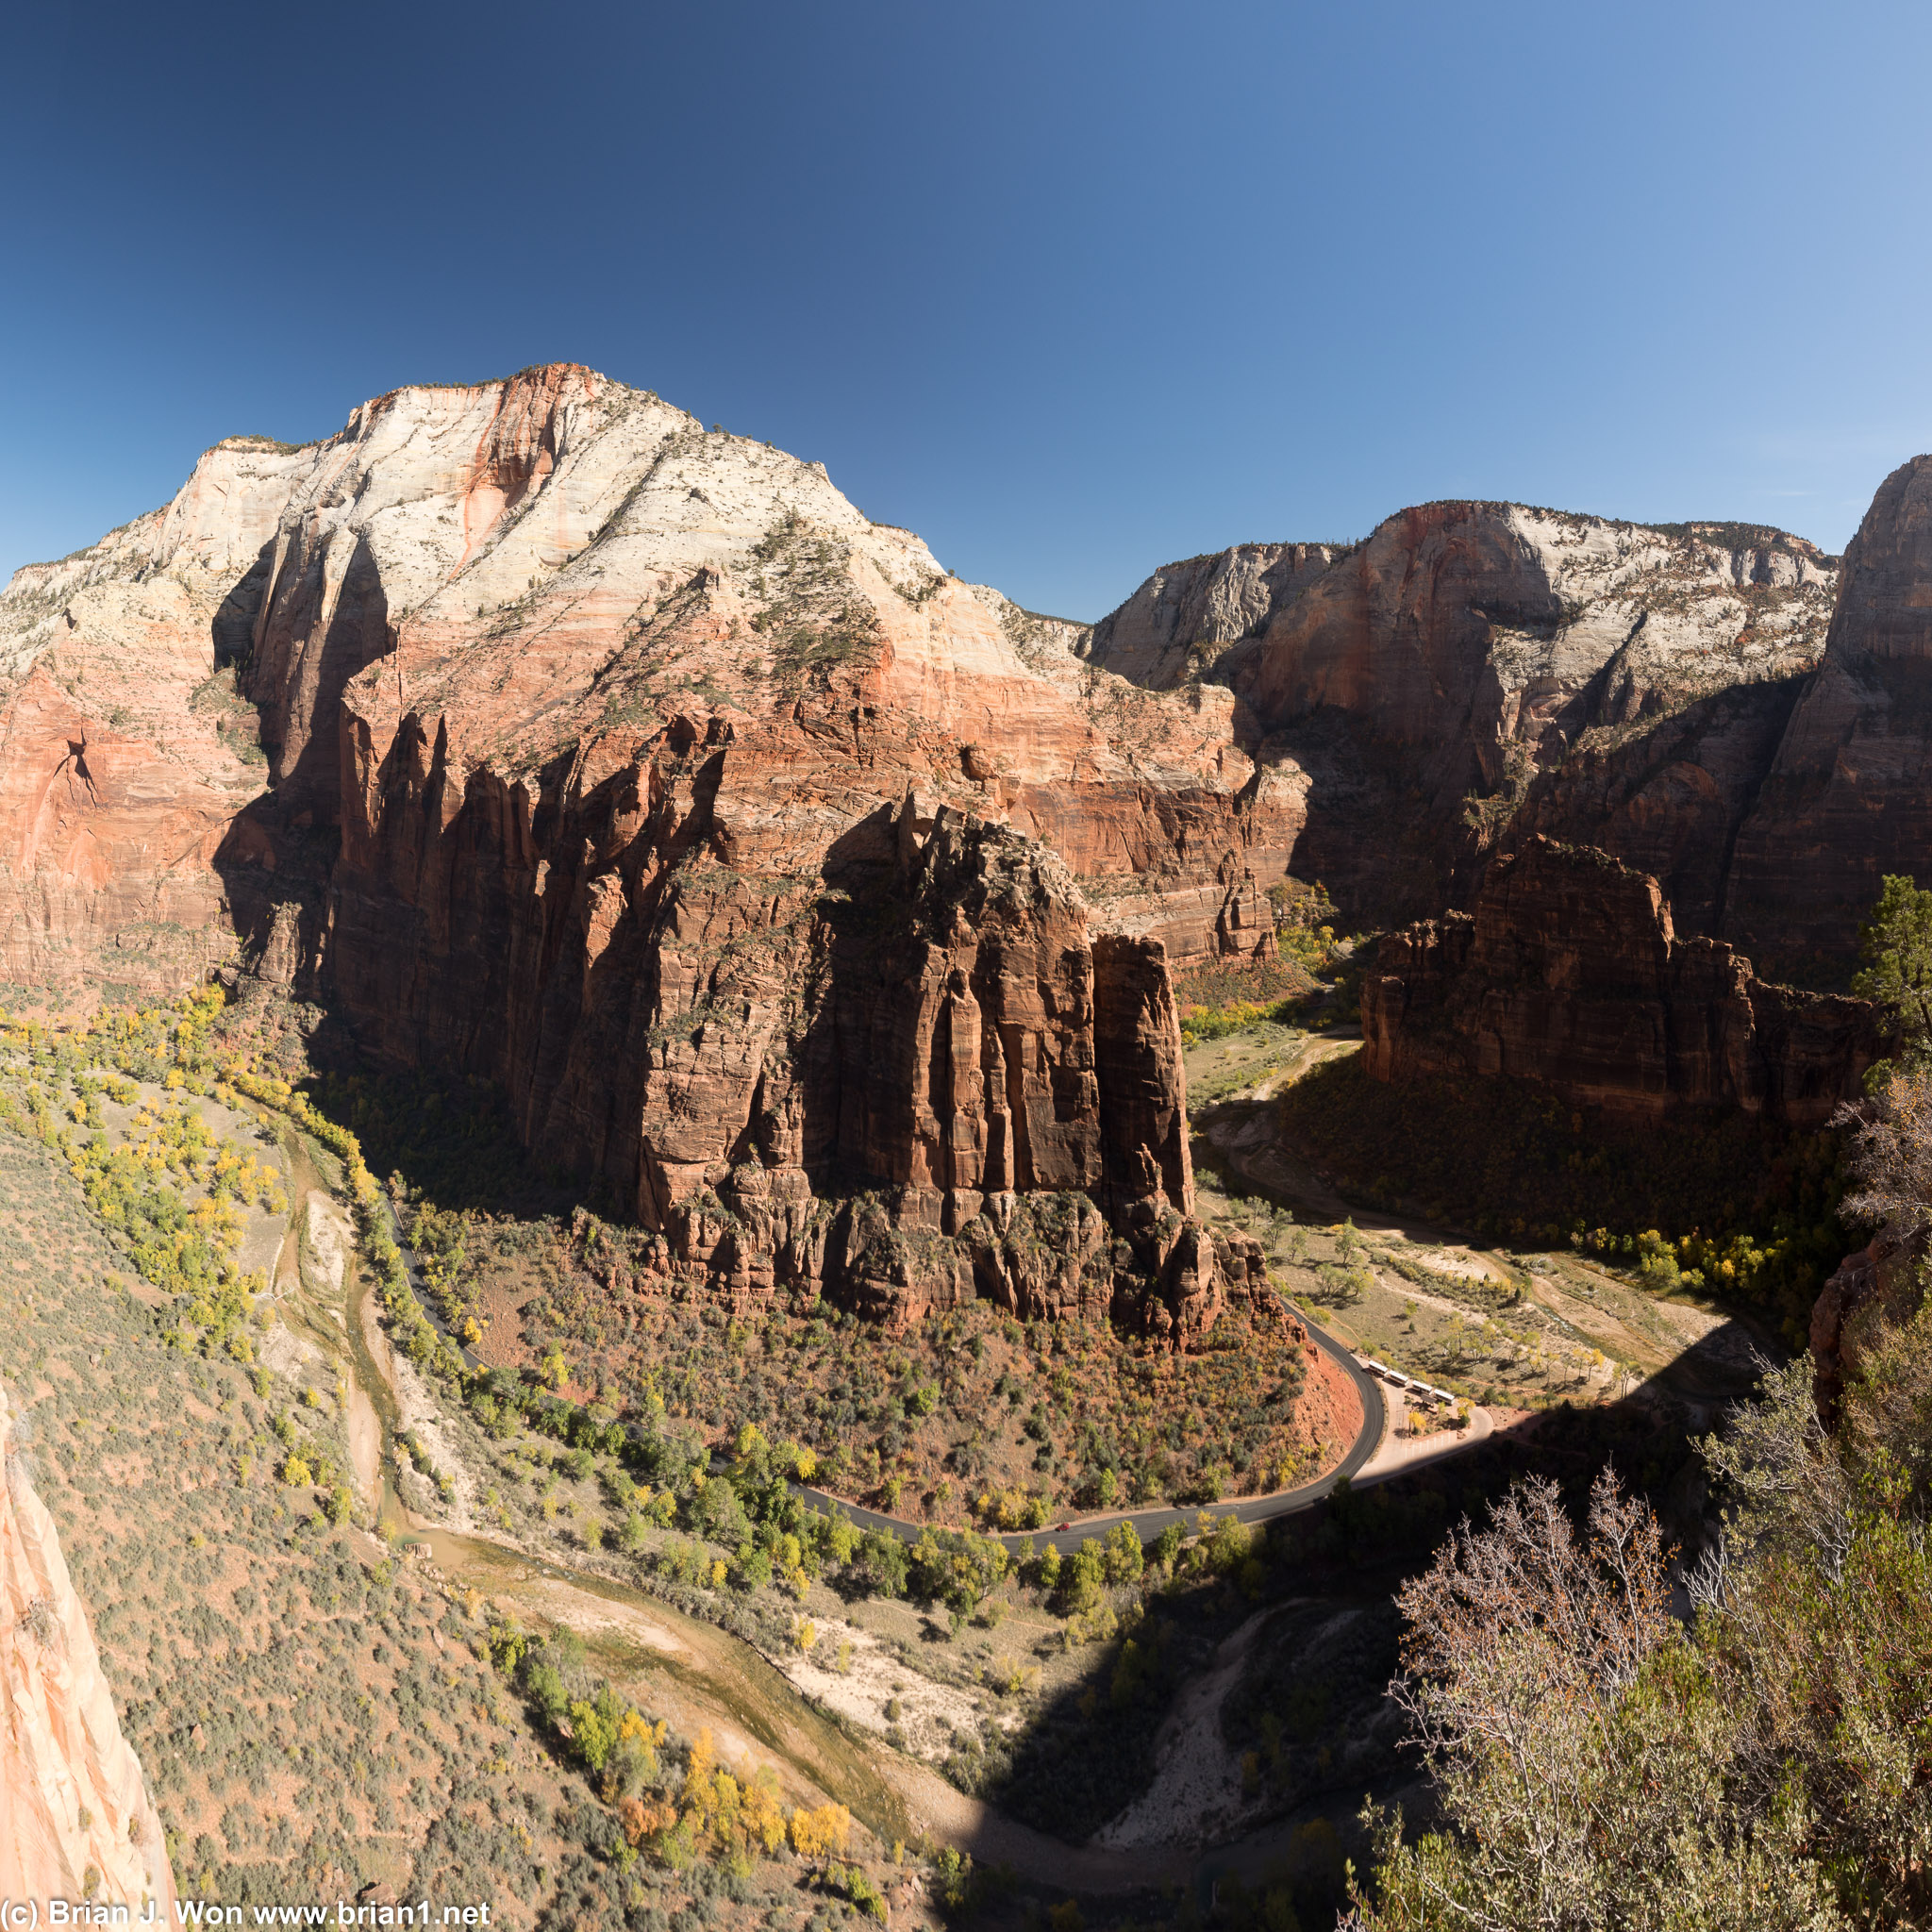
1353 1467 1846 1932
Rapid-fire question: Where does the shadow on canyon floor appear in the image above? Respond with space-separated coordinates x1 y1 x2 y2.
1271 1050 1847 1346
935 1356 1750 1928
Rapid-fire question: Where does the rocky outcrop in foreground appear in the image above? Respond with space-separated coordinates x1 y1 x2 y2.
1 1385 175 1912
1810 1226 1924 1422
1359 838 1890 1124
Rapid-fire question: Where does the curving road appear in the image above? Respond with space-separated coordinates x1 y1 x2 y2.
374 1183 1472 1561
792 1307 1391 1557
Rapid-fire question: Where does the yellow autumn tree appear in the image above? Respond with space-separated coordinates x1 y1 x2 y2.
790 1802 852 1860
740 1767 787 1856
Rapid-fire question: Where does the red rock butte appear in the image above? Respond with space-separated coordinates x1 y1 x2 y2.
0 366 1291 1340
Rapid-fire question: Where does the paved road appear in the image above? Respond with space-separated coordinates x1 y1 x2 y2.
374 1188 1473 1559
791 1307 1390 1556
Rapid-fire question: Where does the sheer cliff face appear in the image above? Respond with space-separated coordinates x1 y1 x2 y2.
0 365 1288 1338
1723 456 1932 977
1088 508 1839 928
1 1388 175 1913
1359 839 1889 1124
0 439 311 995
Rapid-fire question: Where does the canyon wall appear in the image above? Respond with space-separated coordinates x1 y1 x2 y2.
8 363 1932 1324
1082 541 1343 691
0 367 1291 1340
1359 838 1890 1124
1 1385 175 1912
1722 455 1932 979
1087 507 1840 931
1088 473 1932 984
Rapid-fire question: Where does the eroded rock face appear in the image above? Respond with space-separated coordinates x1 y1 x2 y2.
0 443 308 994
0 367 1299 992
1359 838 1889 1124
1 1386 175 1912
1724 456 1932 978
1083 542 1342 691
340 762 1271 1340
1500 676 1810 940
1088 508 1839 928
0 367 1305 1341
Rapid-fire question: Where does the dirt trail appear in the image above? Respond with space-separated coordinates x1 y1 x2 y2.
887 1757 1183 1891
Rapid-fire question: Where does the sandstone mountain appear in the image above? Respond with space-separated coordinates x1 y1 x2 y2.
7 361 1929 1317
0 365 1289 1339
1087 504 1840 934
1 1384 175 1912
1091 466 1932 989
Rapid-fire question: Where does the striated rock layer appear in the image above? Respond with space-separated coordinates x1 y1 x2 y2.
1087 508 1840 930
1 1385 176 1912
0 366 1295 1340
11 361 1932 1324
1359 838 1890 1125
1089 471 1932 984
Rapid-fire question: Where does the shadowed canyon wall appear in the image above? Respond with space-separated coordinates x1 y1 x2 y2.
1723 455 1932 979
1359 838 1890 1124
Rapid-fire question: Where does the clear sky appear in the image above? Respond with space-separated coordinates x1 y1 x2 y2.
5 1 1931 620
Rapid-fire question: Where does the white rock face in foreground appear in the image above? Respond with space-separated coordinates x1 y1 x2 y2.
0 1385 176 1912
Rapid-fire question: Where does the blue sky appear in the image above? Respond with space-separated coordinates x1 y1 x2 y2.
5 1 1930 619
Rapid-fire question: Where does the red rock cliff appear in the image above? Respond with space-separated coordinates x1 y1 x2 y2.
1359 838 1890 1124
1087 505 1838 930
0 368 1311 1337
